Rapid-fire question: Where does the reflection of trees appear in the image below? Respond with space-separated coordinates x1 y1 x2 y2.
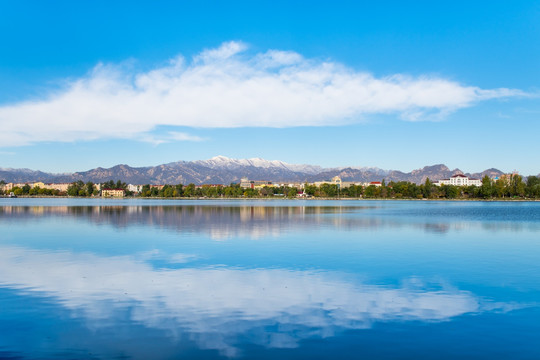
1 204 539 238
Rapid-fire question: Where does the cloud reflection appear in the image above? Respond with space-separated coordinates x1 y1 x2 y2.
0 245 515 357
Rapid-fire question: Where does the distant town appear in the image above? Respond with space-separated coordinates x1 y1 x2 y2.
1 172 539 200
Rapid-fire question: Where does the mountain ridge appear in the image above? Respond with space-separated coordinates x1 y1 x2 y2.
0 156 508 185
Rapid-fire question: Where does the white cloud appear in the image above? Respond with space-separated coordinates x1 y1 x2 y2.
139 131 205 145
0 41 524 147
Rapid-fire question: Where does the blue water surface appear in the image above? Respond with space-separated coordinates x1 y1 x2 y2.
0 199 539 359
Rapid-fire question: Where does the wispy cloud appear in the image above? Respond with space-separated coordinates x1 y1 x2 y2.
0 41 525 147
139 131 205 145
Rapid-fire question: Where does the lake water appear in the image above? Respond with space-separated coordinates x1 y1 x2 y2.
0 199 539 359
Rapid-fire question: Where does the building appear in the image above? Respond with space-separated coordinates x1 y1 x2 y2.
314 176 343 188
313 176 369 189
435 174 481 187
1 183 13 191
1 182 73 193
273 182 304 189
497 172 520 185
43 183 71 192
363 181 382 187
127 184 143 193
240 178 273 189
194 184 224 189
102 189 125 197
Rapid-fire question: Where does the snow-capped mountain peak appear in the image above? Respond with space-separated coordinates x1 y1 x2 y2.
194 156 323 174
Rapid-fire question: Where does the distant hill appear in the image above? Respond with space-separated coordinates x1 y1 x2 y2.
0 168 59 183
0 156 506 185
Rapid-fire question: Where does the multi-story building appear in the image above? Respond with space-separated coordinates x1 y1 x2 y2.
43 183 71 192
102 189 125 197
314 176 366 189
314 176 344 188
1 182 72 193
435 174 481 187
127 184 143 193
363 181 382 187
1 183 13 191
240 178 273 189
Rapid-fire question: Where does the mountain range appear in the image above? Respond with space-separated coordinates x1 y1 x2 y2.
0 156 509 185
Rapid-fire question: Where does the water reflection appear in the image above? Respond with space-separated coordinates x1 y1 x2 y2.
1 201 539 359
1 203 539 239
0 245 517 358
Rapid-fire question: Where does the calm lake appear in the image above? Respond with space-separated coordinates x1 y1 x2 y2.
0 199 539 359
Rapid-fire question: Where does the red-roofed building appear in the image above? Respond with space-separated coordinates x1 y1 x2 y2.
435 174 481 187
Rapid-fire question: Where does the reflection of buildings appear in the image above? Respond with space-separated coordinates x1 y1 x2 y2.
1 203 536 239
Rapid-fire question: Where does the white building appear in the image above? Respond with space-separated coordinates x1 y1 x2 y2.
313 176 371 189
435 174 481 187
127 184 143 193
362 181 382 187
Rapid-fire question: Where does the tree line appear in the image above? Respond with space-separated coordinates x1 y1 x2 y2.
126 174 540 199
2 174 540 199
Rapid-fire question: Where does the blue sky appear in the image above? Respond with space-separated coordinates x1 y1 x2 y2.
0 1 539 174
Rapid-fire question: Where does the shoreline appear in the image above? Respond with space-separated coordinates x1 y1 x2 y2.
1 195 539 202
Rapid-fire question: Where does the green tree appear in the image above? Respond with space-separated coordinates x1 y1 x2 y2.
224 186 235 197
479 175 493 198
101 180 115 190
526 176 540 198
319 183 338 197
494 178 506 198
422 178 433 198
287 188 298 198
162 185 174 197
380 179 388 198
441 185 459 199
175 184 184 197
140 184 151 197
510 174 525 197
304 184 316 196
349 184 363 198
260 186 274 197
243 188 258 197
21 184 31 195
67 181 85 196
183 184 196 197
364 185 380 198
85 182 95 197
